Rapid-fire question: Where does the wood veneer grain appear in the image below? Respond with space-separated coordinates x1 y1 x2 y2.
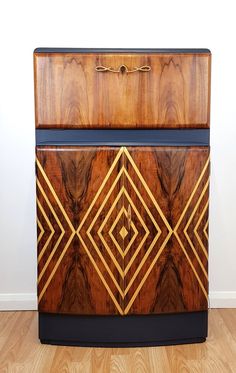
36 146 209 315
123 146 209 314
36 146 124 315
34 53 211 129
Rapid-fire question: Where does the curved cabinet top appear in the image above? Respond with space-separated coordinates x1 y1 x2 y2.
34 50 211 129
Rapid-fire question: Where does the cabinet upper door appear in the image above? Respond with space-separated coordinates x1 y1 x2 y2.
123 146 209 315
36 146 125 315
34 52 211 129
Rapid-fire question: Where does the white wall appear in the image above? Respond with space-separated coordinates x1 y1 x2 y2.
0 0 236 310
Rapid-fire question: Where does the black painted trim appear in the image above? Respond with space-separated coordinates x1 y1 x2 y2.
40 337 206 348
34 48 211 54
36 129 210 147
39 311 208 347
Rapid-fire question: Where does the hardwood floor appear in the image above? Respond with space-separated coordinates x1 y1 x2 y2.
0 309 235 372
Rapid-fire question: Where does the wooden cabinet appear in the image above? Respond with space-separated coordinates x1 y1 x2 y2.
34 48 211 346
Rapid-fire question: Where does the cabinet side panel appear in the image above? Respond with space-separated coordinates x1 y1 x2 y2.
123 146 209 314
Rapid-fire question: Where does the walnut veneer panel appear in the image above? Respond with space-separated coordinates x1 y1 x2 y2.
34 53 211 129
36 146 124 315
36 146 209 315
123 146 209 314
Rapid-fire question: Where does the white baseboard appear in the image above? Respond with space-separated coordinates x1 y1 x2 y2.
0 292 236 311
209 291 236 308
0 293 37 311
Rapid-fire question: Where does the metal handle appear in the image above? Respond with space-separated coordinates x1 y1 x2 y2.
95 64 151 73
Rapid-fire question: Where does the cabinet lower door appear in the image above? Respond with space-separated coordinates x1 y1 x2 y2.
36 145 209 316
123 146 209 314
36 146 125 315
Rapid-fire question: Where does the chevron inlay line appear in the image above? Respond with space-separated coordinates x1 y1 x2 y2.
37 218 44 245
204 219 209 241
36 198 55 263
36 148 210 314
173 156 210 301
184 178 209 279
36 158 76 303
76 147 172 313
36 178 65 284
98 188 125 278
194 200 209 259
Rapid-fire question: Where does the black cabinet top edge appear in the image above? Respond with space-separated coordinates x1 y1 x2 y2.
34 48 211 54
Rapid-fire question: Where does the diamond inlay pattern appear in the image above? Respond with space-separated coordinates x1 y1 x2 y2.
36 146 209 315
120 226 128 240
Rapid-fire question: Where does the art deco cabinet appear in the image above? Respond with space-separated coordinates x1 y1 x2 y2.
34 48 211 346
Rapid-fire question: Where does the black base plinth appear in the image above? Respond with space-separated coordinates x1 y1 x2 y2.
39 311 207 347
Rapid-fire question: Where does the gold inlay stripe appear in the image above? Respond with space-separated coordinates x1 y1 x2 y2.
109 207 126 258
173 156 210 301
124 147 172 233
184 179 209 279
124 169 160 233
174 156 210 233
124 229 173 314
36 158 75 233
37 218 44 245
204 219 209 241
36 198 54 263
123 212 138 256
194 200 209 259
123 189 150 277
86 167 123 235
85 179 125 296
37 153 126 310
77 147 124 233
98 188 124 278
38 232 75 303
77 232 124 315
37 179 65 283
174 230 208 300
36 158 76 303
36 149 210 312
86 230 124 297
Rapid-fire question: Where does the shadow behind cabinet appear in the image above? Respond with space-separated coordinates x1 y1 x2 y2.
34 48 211 346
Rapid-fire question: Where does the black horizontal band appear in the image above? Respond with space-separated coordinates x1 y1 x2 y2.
36 129 210 147
34 48 211 54
39 311 207 347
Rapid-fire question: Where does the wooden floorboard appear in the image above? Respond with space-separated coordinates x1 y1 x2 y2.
0 309 235 372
